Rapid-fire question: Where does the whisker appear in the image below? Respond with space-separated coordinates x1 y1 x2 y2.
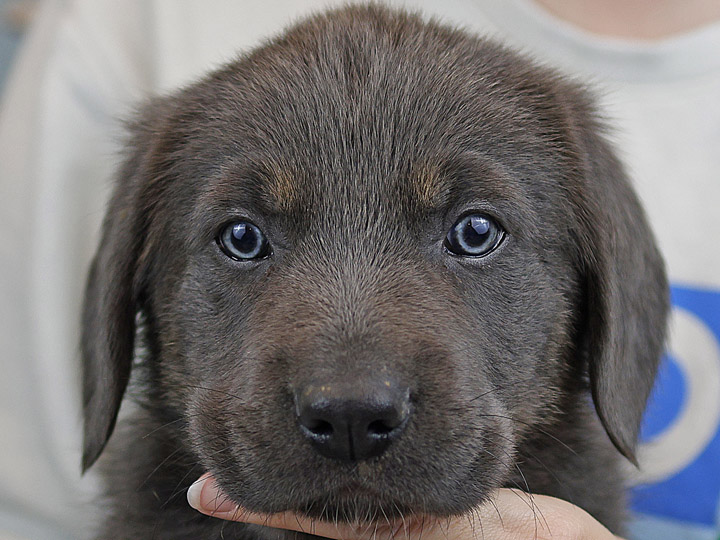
476 413 578 456
183 383 246 402
141 416 185 439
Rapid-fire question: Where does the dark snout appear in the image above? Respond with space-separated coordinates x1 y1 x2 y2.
294 378 411 462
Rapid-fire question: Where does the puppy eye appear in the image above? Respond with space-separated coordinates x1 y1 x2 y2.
444 213 504 257
217 221 271 260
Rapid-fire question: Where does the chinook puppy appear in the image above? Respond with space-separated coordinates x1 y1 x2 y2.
81 5 669 539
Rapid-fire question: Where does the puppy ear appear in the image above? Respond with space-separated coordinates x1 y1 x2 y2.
81 105 163 471
568 99 669 464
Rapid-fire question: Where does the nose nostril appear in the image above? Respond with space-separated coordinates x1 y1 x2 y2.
367 419 394 437
307 419 334 438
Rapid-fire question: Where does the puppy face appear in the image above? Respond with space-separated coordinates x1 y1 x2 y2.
82 6 668 523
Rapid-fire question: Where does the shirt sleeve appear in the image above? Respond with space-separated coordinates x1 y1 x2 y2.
0 0 155 537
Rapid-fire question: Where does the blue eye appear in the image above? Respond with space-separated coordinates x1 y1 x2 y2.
444 213 504 257
217 221 270 260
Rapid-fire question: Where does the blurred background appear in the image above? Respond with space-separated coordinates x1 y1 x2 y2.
1 1 718 539
0 1 34 91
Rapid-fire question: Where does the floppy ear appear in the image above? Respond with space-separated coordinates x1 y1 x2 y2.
81 106 164 471
568 103 670 464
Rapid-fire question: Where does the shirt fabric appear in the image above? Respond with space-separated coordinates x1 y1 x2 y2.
0 1 718 538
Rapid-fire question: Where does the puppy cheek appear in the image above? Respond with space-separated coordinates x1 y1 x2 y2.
470 386 518 469
416 358 517 480
479 399 518 479
185 385 236 471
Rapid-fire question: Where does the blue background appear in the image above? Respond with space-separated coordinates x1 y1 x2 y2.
631 285 720 529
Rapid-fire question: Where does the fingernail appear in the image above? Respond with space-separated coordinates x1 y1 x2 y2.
187 474 239 515
186 475 206 510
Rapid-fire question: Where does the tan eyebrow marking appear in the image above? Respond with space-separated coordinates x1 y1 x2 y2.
411 161 450 208
264 161 300 212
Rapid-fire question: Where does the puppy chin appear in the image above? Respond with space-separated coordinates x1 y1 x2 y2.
296 493 417 524
213 457 501 526
238 489 455 526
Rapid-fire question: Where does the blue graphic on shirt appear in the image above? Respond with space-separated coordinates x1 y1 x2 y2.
631 285 720 528
639 354 685 441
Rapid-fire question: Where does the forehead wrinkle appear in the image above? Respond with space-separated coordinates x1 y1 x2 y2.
198 158 303 215
410 153 535 239
451 167 527 207
411 153 528 214
189 165 277 244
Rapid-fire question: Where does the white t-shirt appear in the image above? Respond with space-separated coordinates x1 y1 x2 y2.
478 4 720 537
1 1 718 538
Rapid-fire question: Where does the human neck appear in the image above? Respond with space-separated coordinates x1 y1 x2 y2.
533 0 720 39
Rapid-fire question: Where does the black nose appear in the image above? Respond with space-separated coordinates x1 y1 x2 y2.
294 380 411 462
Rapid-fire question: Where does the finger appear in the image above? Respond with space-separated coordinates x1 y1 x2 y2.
481 489 624 540
187 474 378 538
187 474 395 538
188 475 622 540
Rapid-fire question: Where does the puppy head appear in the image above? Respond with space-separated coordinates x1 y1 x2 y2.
82 5 668 521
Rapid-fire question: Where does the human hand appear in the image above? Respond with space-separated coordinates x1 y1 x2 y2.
187 474 623 540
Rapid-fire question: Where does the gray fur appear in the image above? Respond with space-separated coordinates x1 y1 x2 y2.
81 5 669 539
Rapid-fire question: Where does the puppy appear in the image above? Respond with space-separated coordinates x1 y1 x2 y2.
81 5 669 539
